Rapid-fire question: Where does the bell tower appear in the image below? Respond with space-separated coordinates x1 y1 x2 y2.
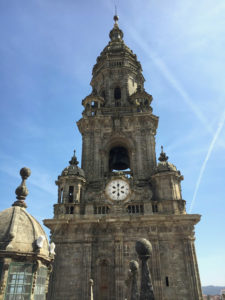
45 15 203 300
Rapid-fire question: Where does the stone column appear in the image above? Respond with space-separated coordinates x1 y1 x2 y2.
114 233 124 300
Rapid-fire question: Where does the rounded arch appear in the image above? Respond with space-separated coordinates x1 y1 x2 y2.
102 134 135 173
96 258 111 300
109 146 129 171
114 86 121 100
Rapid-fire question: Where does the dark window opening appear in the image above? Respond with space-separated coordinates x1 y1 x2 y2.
152 204 158 213
109 146 130 171
66 206 74 214
127 205 144 214
114 87 121 100
69 186 74 203
94 206 109 215
166 276 169 287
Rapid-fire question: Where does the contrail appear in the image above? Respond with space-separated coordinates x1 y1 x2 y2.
126 27 225 211
123 26 211 130
189 109 225 212
101 6 225 211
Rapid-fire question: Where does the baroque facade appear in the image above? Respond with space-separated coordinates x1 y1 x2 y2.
44 15 203 300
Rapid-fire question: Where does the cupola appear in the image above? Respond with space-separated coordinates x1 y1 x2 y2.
90 15 145 107
0 167 54 300
151 147 186 214
54 151 86 217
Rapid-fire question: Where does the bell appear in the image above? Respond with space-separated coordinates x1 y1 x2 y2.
109 147 130 171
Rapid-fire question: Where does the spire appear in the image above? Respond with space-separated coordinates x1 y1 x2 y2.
113 5 119 25
69 150 79 166
158 146 168 162
12 167 31 208
109 13 123 41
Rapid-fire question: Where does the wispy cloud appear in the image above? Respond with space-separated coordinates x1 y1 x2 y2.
189 109 225 212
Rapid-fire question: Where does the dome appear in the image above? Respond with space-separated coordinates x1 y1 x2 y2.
60 150 85 178
0 167 51 259
154 146 180 174
0 206 49 257
155 161 178 173
92 16 143 81
61 164 85 177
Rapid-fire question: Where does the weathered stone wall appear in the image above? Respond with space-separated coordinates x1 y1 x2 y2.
45 215 202 300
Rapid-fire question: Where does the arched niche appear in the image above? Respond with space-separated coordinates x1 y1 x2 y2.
96 259 110 300
114 86 121 107
114 86 121 100
102 136 135 173
109 146 130 171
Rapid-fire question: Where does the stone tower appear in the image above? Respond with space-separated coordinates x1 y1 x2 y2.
44 16 203 300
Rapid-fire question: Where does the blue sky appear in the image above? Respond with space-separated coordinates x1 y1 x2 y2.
0 0 225 286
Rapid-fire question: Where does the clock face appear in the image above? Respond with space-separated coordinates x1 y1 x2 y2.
106 179 130 201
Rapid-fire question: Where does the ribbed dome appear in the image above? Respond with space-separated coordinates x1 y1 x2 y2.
0 206 49 257
92 16 143 79
154 146 179 173
60 150 85 178
155 161 178 173
61 164 85 177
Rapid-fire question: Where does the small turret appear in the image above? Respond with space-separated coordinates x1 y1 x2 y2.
54 150 86 217
151 146 186 214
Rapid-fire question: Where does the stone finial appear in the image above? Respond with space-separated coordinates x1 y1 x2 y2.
69 150 79 166
109 11 123 41
158 145 168 162
114 14 119 24
13 167 31 208
135 238 152 257
129 260 139 300
135 239 155 300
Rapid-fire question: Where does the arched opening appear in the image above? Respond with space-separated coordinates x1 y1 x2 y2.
68 186 74 203
109 146 130 171
114 87 121 107
114 87 121 99
98 260 109 300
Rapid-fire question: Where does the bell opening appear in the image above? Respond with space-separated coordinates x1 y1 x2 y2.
109 146 130 171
